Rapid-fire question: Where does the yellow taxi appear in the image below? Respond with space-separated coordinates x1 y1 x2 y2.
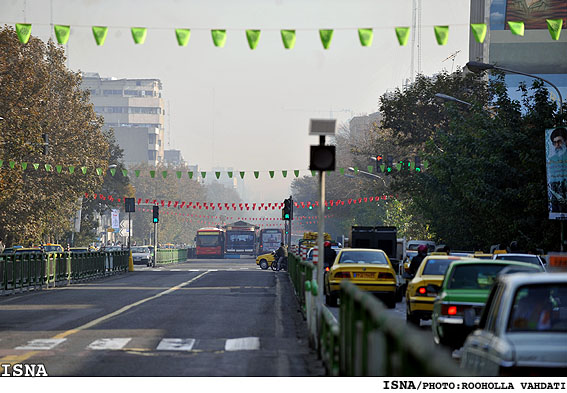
256 251 276 270
466 252 493 260
405 255 463 325
42 243 64 253
324 248 397 308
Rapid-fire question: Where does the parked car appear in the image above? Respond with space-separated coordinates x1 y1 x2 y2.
69 247 89 253
493 253 547 271
42 243 64 253
131 246 153 266
405 255 464 325
324 248 398 308
461 273 567 376
430 259 543 349
256 251 276 270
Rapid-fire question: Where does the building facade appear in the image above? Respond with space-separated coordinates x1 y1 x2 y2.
81 73 166 166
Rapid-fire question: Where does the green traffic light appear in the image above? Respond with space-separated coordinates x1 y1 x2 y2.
308 206 313 210
153 218 158 223
284 213 290 219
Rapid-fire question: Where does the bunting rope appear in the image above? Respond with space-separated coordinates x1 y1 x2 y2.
11 19 564 48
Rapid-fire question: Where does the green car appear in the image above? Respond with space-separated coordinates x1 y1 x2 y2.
430 259 543 349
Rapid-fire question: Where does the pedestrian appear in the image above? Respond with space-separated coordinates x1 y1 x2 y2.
0 238 4 254
274 242 286 271
409 244 428 276
323 241 336 269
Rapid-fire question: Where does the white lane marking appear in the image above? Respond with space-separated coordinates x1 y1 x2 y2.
224 337 260 351
88 338 131 350
156 338 196 351
189 269 200 271
170 269 182 271
15 338 66 350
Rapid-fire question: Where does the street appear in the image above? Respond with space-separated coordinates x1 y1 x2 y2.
0 258 324 376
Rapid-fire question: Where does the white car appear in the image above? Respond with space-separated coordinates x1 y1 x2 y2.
131 246 153 266
493 253 547 271
461 273 567 376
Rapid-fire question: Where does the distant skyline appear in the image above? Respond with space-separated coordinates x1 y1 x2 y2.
1 0 471 201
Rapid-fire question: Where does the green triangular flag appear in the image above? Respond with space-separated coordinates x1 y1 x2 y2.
367 165 373 173
380 164 385 172
21 162 27 170
215 171 221 179
254 171 259 179
54 25 70 44
470 23 487 43
69 166 75 174
96 168 102 176
547 19 563 40
92 26 108 46
395 27 410 46
423 160 429 169
162 171 168 178
227 171 233 178
131 27 147 44
33 163 39 170
122 169 128 176
9 161 15 169
358 28 373 47
269 171 274 178
294 170 299 177
354 167 359 174
45 164 52 172
240 171 245 179
319 29 334 49
188 171 193 179
0 160 3 167
311 170 317 176
110 168 116 176
281 30 296 49
56 165 62 173
176 171 182 179
340 168 344 175
434 26 449 45
211 30 227 47
396 163 402 171
81 166 87 174
282 170 287 178
16 23 32 44
246 29 261 50
508 21 524 36
150 170 156 178
135 169 140 177
201 171 207 178
175 28 191 46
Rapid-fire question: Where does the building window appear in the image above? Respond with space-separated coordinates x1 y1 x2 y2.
148 134 157 145
124 90 141 96
148 150 157 161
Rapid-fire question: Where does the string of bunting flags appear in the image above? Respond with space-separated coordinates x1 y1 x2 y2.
0 159 424 179
12 19 563 48
84 193 397 210
136 207 333 222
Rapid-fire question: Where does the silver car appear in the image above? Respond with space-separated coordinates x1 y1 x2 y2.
131 246 153 266
461 273 567 376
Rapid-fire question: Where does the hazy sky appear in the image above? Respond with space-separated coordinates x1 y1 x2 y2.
1 0 470 201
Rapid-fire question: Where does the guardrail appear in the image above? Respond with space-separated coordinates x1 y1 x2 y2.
0 251 129 295
287 252 466 377
156 248 188 264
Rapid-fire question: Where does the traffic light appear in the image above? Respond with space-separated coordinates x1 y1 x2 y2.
415 156 422 172
386 155 394 173
153 205 159 223
375 154 383 172
309 145 336 171
283 198 292 220
125 198 135 213
42 133 49 155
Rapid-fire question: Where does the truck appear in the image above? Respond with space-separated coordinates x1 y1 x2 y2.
350 226 403 301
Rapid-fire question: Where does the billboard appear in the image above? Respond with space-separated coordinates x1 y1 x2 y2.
546 127 567 219
505 0 567 30
111 209 120 229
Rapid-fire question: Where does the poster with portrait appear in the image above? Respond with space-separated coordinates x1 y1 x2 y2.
506 0 567 30
546 127 567 219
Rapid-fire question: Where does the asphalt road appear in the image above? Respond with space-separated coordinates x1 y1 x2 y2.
0 257 325 376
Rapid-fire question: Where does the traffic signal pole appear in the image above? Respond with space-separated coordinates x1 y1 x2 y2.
316 136 325 309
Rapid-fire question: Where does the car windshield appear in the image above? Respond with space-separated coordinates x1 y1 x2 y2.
422 258 454 275
448 264 512 290
508 284 567 332
131 247 150 253
338 251 388 265
496 255 540 266
197 233 221 247
43 245 63 252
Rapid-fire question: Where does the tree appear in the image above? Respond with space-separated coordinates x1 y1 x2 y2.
0 26 108 245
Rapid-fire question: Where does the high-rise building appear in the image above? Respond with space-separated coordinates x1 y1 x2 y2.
81 73 166 166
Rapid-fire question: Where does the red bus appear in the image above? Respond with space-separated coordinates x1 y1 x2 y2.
258 228 284 255
195 227 225 258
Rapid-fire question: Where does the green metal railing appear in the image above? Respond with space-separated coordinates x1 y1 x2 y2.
156 248 188 264
287 252 466 377
0 251 129 295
